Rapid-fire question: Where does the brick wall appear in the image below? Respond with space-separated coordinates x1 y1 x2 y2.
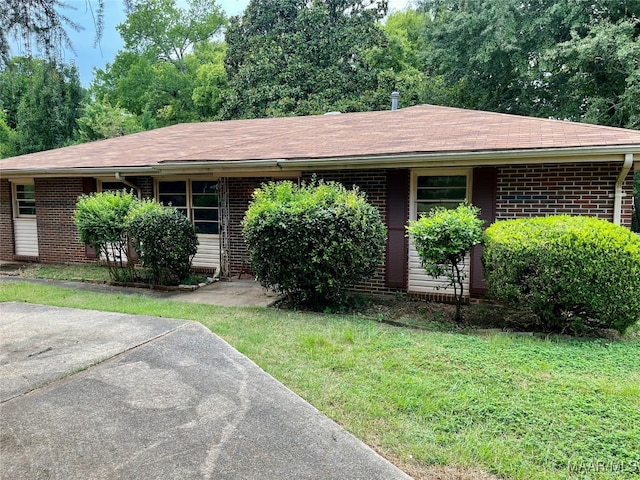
227 177 272 278
495 162 634 227
35 178 89 263
131 176 154 199
0 179 14 260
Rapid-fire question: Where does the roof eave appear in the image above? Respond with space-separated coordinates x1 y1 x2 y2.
1 144 638 178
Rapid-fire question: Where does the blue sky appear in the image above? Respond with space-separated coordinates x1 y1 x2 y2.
10 0 411 86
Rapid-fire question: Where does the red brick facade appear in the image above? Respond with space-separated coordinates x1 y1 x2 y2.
34 178 89 263
0 179 14 259
227 177 273 278
495 162 634 227
0 163 636 297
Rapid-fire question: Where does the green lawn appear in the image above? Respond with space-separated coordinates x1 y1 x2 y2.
1 281 639 480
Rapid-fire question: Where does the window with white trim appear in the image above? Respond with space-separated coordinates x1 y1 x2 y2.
157 180 219 235
14 183 36 217
416 175 468 215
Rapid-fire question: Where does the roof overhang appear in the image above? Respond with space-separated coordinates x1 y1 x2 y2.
0 145 638 179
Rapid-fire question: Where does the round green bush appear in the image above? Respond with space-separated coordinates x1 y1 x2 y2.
483 215 640 335
128 203 199 286
242 180 387 308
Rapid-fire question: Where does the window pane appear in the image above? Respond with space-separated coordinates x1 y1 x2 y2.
192 181 218 195
417 187 467 201
159 194 187 207
418 202 461 214
193 209 218 221
418 176 466 188
18 206 36 215
192 194 219 208
15 184 36 216
159 181 187 194
195 222 218 235
16 185 35 198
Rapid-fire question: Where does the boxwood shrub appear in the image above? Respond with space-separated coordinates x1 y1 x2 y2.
483 215 640 335
128 202 199 286
242 180 386 308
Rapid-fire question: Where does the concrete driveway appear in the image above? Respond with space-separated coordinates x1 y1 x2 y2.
0 302 412 480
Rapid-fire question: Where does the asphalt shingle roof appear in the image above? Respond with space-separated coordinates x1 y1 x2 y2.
2 104 640 173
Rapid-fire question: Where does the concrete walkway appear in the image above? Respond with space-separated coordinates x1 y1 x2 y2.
0 272 280 307
0 302 412 480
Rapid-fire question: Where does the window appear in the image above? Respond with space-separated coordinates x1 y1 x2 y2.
416 175 467 215
157 179 219 234
14 184 36 217
158 181 188 216
191 181 219 234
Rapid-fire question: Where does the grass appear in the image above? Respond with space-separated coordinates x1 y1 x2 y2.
1 281 639 480
6 263 112 282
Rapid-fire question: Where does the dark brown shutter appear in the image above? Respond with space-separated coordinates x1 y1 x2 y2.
385 169 409 289
470 167 497 295
82 178 98 259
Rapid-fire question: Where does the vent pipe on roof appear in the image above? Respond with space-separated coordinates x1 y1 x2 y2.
391 91 399 111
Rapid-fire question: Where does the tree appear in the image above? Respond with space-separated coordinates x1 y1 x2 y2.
222 0 394 118
416 0 640 128
407 203 483 322
1 0 84 66
90 0 226 126
74 100 144 142
118 0 225 67
0 57 84 156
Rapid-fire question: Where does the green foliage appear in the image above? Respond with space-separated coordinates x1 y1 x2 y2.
90 0 226 127
0 56 84 156
222 0 400 118
118 0 225 64
417 0 640 128
74 100 144 142
74 190 138 282
407 203 483 321
128 201 199 285
484 215 640 334
633 171 640 233
242 180 387 308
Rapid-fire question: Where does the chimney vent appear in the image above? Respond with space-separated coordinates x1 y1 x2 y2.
391 91 399 111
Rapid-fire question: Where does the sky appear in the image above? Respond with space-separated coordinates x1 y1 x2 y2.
10 0 413 86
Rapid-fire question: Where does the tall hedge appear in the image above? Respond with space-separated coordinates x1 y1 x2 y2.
242 180 387 308
483 215 640 334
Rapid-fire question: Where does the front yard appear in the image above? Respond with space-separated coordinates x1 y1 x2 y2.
1 280 638 480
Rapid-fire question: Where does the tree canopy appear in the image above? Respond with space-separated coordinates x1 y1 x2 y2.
222 0 396 118
416 0 640 128
0 57 84 155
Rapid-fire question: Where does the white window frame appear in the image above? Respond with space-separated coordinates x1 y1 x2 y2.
410 168 472 221
11 180 36 218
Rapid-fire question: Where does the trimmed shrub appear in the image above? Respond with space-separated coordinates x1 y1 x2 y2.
74 190 137 281
407 203 484 322
242 180 387 308
128 202 199 286
483 215 640 335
